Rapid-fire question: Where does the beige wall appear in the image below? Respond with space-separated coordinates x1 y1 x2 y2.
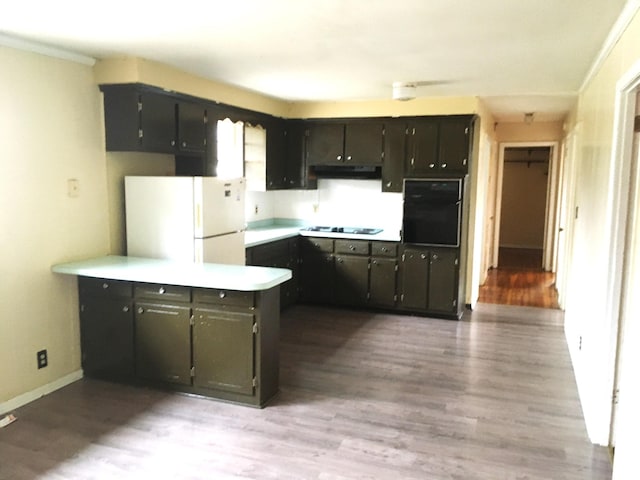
495 121 565 142
561 8 640 449
0 46 109 407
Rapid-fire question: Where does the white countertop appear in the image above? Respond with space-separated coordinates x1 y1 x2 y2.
52 255 292 291
245 226 401 247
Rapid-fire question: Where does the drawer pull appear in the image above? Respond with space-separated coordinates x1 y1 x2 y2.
158 287 166 294
137 307 144 314
122 306 129 313
219 291 226 299
102 283 109 289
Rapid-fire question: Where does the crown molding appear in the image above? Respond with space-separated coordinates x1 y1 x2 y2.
0 32 95 66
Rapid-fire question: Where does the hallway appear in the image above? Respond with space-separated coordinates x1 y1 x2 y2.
478 247 560 309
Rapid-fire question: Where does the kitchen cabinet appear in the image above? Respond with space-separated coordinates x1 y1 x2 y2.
407 118 439 176
78 278 134 379
398 246 460 317
101 85 206 156
264 120 307 190
193 307 255 395
135 300 192 385
306 121 383 166
407 115 473 176
334 239 370 306
382 121 407 192
299 237 335 303
369 242 398 307
246 237 299 309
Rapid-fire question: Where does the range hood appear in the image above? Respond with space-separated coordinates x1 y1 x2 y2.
311 164 382 179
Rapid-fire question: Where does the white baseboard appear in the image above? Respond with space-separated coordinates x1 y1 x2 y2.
0 370 83 415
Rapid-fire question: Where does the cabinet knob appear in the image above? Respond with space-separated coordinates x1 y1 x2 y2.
428 163 435 169
349 245 356 251
386 182 392 187
420 253 427 260
137 307 144 314
219 291 226 298
441 163 447 168
158 287 166 294
102 282 109 289
432 254 439 260
372 260 378 265
182 141 187 148
337 258 343 263
170 140 176 146
381 247 388 252
346 155 352 161
337 155 342 161
122 306 129 313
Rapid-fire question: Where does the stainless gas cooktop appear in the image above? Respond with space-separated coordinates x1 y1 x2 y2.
303 226 383 235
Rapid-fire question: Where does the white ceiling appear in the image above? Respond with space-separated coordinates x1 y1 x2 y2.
0 0 631 122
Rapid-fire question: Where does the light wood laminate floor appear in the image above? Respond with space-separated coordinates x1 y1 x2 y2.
0 304 610 479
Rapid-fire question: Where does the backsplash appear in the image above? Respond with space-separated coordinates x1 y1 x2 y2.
245 179 402 232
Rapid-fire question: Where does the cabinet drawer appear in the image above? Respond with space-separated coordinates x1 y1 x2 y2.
371 241 398 257
335 239 369 255
193 288 255 308
79 277 132 298
134 283 191 303
301 237 334 253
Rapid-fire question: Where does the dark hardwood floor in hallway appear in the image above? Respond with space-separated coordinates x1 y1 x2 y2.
0 304 610 479
479 247 560 309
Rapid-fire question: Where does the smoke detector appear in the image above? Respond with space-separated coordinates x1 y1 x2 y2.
392 82 417 101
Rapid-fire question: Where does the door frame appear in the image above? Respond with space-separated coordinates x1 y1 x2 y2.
492 141 559 270
606 60 640 452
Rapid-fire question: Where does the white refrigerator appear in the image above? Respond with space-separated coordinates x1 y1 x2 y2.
125 176 246 265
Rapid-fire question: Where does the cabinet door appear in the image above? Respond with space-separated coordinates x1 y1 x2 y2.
408 119 439 175
428 249 459 314
306 123 344 165
284 120 307 188
382 122 407 192
399 248 429 310
177 101 206 154
369 258 397 307
266 119 287 189
334 255 369 306
193 308 255 396
80 297 134 378
438 118 471 173
140 93 177 153
300 252 334 303
135 302 191 385
344 122 383 165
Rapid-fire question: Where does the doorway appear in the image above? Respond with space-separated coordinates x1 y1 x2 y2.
479 142 560 308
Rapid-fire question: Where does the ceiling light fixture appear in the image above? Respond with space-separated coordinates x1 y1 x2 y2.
392 82 416 101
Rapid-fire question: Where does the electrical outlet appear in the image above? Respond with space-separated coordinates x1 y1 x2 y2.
67 178 80 198
254 205 259 215
37 349 48 369
578 336 583 351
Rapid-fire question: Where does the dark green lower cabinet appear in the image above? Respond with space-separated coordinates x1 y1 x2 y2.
369 257 397 307
79 297 134 378
193 308 255 396
427 249 458 314
300 253 334 303
135 302 192 385
334 255 369 306
399 248 429 310
399 246 460 317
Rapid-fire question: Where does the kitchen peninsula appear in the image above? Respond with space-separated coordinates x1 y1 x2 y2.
52 255 291 408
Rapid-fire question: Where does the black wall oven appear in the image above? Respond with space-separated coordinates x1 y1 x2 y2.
402 178 462 247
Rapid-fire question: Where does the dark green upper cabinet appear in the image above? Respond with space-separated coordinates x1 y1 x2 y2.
382 121 407 192
266 119 307 190
176 101 207 154
306 121 383 166
306 122 345 165
407 118 439 175
101 85 206 156
407 115 473 176
438 117 472 173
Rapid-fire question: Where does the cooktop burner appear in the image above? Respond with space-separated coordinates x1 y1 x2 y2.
304 226 383 235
